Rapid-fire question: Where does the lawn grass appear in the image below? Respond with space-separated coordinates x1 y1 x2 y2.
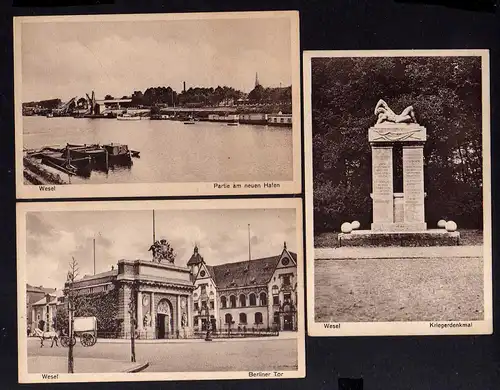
315 255 484 322
314 229 483 248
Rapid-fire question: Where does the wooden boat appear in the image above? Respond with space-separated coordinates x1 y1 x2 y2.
227 122 239 126
29 142 138 175
102 143 133 165
33 149 92 177
117 113 140 121
184 116 196 125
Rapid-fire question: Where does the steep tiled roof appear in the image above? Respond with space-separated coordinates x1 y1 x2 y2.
210 252 296 289
26 284 56 294
205 265 216 281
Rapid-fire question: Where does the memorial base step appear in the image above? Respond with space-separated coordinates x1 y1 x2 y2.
338 229 460 247
371 222 427 232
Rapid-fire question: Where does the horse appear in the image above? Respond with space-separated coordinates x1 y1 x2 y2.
33 328 60 348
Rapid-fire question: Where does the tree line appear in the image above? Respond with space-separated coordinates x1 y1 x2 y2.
312 56 483 233
25 83 293 110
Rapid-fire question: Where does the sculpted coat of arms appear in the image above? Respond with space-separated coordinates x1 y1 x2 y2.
148 239 175 264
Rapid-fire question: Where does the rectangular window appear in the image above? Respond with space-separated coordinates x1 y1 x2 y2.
273 295 279 305
202 301 207 309
201 285 207 294
194 302 199 311
210 301 214 310
283 275 291 286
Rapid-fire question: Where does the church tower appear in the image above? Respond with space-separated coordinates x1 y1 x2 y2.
255 72 260 88
187 245 204 282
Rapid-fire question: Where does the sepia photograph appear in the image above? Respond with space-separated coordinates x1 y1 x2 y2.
17 198 305 383
304 50 492 336
14 11 301 199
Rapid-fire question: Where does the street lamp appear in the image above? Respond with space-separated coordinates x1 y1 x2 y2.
202 306 212 341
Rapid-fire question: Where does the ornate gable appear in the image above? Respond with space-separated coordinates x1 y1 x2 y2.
274 242 297 270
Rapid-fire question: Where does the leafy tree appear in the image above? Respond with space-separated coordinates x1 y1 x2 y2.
104 94 114 100
77 97 87 108
54 305 69 333
131 90 144 106
312 56 483 232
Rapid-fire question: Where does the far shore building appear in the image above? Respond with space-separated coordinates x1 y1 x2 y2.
28 287 64 334
60 242 298 339
26 284 56 332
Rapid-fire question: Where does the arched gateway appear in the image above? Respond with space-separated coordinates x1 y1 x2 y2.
156 299 174 339
115 257 195 339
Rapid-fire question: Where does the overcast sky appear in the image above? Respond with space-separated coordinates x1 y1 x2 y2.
21 17 292 102
26 208 297 290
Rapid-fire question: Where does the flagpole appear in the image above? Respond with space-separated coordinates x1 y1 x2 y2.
153 210 156 243
93 238 96 275
248 224 251 261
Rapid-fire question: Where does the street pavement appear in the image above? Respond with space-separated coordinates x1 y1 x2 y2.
27 336 298 373
28 356 148 374
315 245 482 260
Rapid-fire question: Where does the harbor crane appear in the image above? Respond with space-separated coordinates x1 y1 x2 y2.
52 97 77 116
85 91 100 115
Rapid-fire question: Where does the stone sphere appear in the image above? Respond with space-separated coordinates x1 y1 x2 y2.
341 222 353 234
445 221 458 232
351 221 361 230
437 219 447 228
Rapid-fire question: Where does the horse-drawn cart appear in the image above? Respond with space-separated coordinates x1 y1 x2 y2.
60 316 97 347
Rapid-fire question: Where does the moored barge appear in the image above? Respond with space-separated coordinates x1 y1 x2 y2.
26 142 140 177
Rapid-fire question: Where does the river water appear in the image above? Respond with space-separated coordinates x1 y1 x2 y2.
23 116 293 184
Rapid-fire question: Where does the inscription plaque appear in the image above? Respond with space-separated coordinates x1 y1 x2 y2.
403 146 425 223
371 146 393 223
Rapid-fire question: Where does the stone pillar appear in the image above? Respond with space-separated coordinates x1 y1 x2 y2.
371 145 394 230
403 144 427 230
280 314 284 330
32 309 35 333
42 307 46 330
187 295 192 327
137 291 143 331
176 296 181 335
47 306 52 331
151 292 156 338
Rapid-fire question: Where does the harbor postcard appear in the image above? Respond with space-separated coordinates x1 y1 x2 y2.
17 198 305 383
14 11 301 199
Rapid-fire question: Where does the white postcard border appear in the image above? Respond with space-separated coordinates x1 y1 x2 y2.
14 11 302 199
17 198 305 382
303 49 493 337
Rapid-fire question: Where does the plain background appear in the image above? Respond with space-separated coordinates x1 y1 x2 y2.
1 1 499 389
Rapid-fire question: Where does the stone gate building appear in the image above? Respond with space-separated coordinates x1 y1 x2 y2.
66 242 298 339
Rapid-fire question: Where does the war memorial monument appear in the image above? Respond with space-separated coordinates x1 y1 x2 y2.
338 100 460 247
